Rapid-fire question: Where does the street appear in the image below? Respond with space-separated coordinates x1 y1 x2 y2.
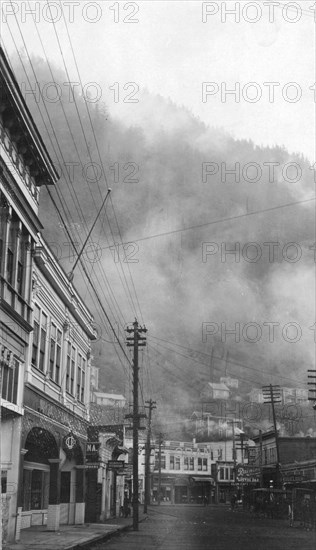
86 504 315 550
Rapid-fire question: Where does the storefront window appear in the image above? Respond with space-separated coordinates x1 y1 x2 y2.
23 469 49 511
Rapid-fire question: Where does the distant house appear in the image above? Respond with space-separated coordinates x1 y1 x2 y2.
248 388 264 404
93 391 126 408
220 376 239 389
201 382 230 400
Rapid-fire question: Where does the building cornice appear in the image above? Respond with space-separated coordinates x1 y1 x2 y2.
0 47 59 187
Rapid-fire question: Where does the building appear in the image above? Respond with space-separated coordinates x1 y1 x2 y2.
252 431 316 488
19 236 96 533
220 376 239 389
248 386 309 405
204 437 255 503
0 46 58 543
151 440 215 505
92 391 126 408
200 382 230 401
0 46 96 542
85 424 127 522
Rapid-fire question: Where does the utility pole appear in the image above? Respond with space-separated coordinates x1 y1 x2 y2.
262 384 282 488
157 433 163 505
259 429 263 487
126 319 147 531
144 399 156 513
308 370 316 412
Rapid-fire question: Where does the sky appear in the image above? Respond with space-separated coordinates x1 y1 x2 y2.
1 0 315 159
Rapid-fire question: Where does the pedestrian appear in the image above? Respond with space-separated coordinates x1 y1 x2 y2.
288 503 294 527
231 493 237 512
123 496 130 518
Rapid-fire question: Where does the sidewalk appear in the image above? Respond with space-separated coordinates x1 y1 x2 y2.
4 512 148 550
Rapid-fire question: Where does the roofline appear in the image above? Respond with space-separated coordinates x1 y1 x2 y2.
0 47 59 186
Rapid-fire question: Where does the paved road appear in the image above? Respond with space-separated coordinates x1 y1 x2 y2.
86 504 316 550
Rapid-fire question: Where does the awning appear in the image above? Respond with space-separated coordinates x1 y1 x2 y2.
191 477 214 484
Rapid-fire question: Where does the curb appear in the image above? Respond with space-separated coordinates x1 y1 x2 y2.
66 515 149 550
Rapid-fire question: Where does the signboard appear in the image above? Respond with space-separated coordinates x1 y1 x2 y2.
77 463 99 470
86 442 100 454
107 460 125 470
236 465 260 484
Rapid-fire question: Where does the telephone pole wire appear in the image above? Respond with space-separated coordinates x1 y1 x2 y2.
126 319 147 530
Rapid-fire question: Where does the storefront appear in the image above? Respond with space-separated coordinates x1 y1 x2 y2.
17 389 87 533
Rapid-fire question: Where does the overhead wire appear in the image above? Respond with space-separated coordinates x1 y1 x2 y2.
4 13 131 377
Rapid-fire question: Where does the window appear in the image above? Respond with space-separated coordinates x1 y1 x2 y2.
17 237 26 296
66 343 76 395
230 468 234 480
211 451 214 460
6 247 14 285
219 468 224 480
1 471 7 494
198 458 202 471
23 469 49 511
49 324 62 384
32 306 48 372
76 354 86 402
202 458 207 471
66 342 71 392
189 457 194 471
170 455 174 470
1 357 19 404
175 456 180 470
161 456 166 469
184 457 189 470
39 313 47 371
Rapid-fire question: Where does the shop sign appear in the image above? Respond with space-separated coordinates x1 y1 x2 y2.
62 431 80 459
86 441 100 463
77 463 99 470
236 464 260 483
107 460 125 470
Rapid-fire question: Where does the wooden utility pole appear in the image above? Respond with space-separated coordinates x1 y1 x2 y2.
144 399 156 513
126 319 147 530
308 370 316 412
262 384 282 487
259 429 263 487
157 433 163 505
